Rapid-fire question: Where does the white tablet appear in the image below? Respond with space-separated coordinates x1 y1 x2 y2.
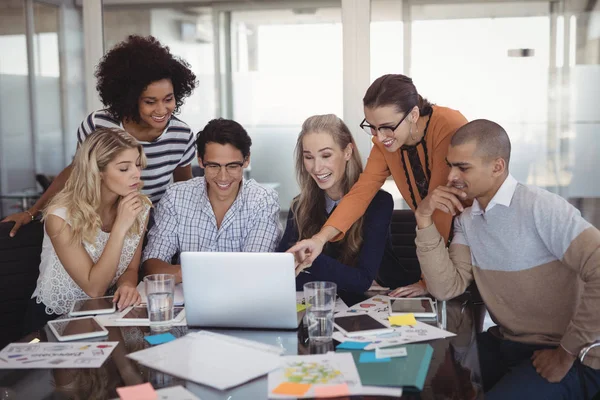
334 314 394 337
115 306 185 323
48 316 109 341
70 296 116 317
388 297 437 318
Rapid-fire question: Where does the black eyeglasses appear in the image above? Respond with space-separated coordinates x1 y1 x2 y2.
359 111 412 137
203 161 244 175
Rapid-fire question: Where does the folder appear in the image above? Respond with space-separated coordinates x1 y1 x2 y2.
337 343 433 391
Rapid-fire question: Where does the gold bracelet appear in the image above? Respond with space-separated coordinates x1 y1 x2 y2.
25 210 36 221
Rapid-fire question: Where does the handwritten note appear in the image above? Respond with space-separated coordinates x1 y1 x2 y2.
116 382 157 400
388 313 417 326
272 382 312 396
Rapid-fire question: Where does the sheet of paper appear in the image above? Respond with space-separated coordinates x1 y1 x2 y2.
137 281 184 306
153 385 199 400
388 314 417 326
0 342 119 369
267 352 402 399
116 382 157 400
332 295 455 349
128 331 282 390
145 333 177 345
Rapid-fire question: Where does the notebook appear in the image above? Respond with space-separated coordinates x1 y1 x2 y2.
337 343 433 391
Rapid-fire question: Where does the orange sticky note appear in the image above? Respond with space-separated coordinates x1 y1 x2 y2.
315 383 350 397
388 313 417 326
272 382 312 396
116 382 157 400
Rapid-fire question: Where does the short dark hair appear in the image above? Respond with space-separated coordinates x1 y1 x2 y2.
196 119 252 160
451 119 511 166
363 74 433 117
95 35 197 123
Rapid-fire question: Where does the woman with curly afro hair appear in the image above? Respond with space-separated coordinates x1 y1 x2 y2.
3 35 198 236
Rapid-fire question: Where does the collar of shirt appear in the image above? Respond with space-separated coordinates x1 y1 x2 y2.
471 174 518 216
325 194 341 214
198 177 247 214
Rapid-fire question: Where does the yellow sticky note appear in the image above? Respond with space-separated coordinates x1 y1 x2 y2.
388 313 417 326
116 382 157 400
296 303 308 312
272 382 312 396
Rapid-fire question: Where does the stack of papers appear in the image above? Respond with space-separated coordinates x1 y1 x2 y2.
333 295 455 349
295 292 348 313
0 342 119 369
127 331 283 390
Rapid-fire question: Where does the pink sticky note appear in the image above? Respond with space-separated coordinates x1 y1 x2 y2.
314 383 350 398
116 383 157 400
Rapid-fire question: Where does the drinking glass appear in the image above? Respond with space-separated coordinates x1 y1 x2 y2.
303 281 337 342
144 274 175 332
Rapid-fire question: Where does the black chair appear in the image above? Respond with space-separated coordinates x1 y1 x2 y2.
0 221 43 348
35 174 53 193
389 209 420 273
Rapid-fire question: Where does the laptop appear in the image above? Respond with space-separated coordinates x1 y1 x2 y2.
180 252 300 330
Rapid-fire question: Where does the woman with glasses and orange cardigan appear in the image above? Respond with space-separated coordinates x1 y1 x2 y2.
288 74 468 298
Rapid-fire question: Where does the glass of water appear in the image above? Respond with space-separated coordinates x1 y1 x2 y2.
303 281 337 342
144 274 175 332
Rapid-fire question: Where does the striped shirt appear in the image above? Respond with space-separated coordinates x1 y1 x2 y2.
77 109 196 204
142 177 283 264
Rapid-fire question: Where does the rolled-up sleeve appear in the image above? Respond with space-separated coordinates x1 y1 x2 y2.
242 189 282 252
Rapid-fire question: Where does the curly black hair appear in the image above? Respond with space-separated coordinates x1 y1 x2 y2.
95 35 197 123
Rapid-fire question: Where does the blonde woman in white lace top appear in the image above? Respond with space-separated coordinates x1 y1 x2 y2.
26 127 151 333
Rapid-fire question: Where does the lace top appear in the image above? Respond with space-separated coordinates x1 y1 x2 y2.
32 206 149 315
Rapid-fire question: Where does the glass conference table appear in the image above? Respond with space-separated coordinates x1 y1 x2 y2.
0 293 485 400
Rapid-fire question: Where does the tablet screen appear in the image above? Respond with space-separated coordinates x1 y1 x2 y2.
334 314 387 333
72 297 114 313
50 317 105 337
391 298 434 313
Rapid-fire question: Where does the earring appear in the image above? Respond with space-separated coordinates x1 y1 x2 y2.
409 123 418 141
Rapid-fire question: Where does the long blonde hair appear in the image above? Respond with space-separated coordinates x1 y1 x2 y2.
45 127 150 244
292 114 365 266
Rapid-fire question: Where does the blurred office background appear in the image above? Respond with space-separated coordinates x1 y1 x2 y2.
0 0 599 227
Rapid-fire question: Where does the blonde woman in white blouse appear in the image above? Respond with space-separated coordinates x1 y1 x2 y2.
25 127 151 332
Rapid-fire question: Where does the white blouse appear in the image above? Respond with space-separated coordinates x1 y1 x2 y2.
32 206 149 315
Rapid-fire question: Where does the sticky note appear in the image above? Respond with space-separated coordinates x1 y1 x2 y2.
388 313 417 326
144 332 176 345
272 382 312 396
336 341 368 350
315 383 350 397
296 303 308 312
359 351 391 363
116 382 157 400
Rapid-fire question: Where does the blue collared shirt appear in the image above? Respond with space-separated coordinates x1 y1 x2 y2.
142 177 282 263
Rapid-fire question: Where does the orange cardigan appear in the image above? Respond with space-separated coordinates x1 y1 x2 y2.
326 105 468 244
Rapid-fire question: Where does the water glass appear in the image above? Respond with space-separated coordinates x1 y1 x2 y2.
144 274 175 332
303 281 337 342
